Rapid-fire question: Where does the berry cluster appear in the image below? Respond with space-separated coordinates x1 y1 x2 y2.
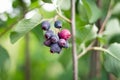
41 20 71 54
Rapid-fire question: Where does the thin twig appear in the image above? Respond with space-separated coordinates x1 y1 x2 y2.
77 40 96 59
98 0 112 34
71 0 78 80
78 46 120 62
56 11 71 23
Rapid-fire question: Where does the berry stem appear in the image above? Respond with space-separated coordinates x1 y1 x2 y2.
71 0 78 80
56 11 71 23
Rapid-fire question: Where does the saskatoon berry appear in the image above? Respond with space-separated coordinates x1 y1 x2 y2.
51 35 59 43
63 41 69 48
54 20 62 28
50 43 62 53
58 29 71 40
44 39 52 47
41 21 50 31
58 39 66 47
45 30 54 39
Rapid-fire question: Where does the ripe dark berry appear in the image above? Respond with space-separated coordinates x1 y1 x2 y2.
50 43 62 53
58 29 71 40
41 21 50 31
51 35 59 43
58 39 66 47
45 30 54 39
54 20 62 28
44 39 52 47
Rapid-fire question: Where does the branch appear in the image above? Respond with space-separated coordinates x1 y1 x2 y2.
78 46 120 62
71 0 78 80
98 0 112 34
25 34 30 80
77 40 96 59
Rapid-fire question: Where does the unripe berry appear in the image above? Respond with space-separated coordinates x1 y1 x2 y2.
58 29 71 40
41 21 50 31
54 20 62 28
50 43 62 53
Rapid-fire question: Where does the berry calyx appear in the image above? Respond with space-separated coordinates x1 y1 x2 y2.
54 20 62 29
58 29 71 40
41 21 50 31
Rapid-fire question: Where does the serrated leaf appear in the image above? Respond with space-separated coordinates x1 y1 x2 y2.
104 43 120 77
76 24 98 44
10 13 42 44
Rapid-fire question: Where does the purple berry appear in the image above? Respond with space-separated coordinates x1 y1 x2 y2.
50 43 62 53
45 30 54 39
44 39 52 47
54 20 62 28
51 35 59 43
58 39 66 47
41 21 50 31
63 41 69 48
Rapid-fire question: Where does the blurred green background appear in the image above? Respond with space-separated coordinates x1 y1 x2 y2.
0 0 120 80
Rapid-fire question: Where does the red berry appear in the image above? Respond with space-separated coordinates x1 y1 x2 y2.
58 29 71 40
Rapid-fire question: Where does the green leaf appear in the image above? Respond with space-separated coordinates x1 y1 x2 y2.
0 45 9 66
82 0 101 23
104 43 120 77
31 25 44 42
42 0 52 3
112 2 120 15
103 18 120 43
10 13 42 44
76 24 98 44
109 34 120 44
56 0 70 10
29 1 40 10
104 18 120 36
